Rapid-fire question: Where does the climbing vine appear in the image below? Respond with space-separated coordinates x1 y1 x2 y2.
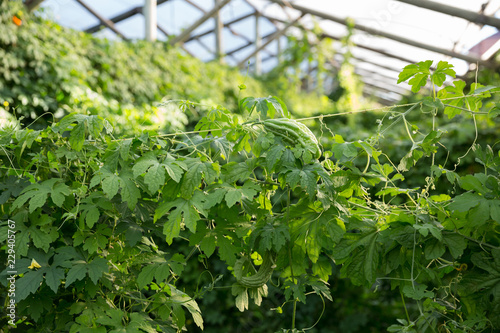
1 60 499 332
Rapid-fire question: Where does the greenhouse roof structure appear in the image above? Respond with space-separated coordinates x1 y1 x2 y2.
24 0 500 104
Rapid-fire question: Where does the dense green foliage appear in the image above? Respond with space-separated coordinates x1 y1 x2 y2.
2 1 500 332
0 1 339 135
1 55 500 332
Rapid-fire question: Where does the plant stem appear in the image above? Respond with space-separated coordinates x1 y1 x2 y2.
286 186 297 330
400 289 411 324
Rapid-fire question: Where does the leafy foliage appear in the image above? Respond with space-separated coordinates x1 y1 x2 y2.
1 5 500 331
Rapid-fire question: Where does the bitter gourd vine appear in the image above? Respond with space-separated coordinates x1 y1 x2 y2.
261 118 321 159
234 252 276 289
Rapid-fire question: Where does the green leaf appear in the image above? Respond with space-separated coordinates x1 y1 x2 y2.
30 225 57 252
180 160 216 198
255 222 289 253
460 174 487 194
413 223 442 241
87 258 108 284
119 175 140 210
133 152 165 193
424 238 446 259
45 266 65 293
217 235 237 266
222 160 254 184
397 64 419 84
336 230 379 286
137 264 157 289
200 235 216 258
490 200 500 224
69 122 86 151
0 176 30 204
86 115 104 138
431 61 455 86
91 168 120 199
312 257 333 281
170 286 204 330
155 191 207 244
96 309 125 328
65 263 88 287
408 73 428 93
331 141 357 161
448 192 483 212
265 143 285 171
224 181 260 208
403 284 434 300
442 233 467 259
11 179 70 213
468 199 490 227
285 164 318 199
459 249 500 320
16 269 44 300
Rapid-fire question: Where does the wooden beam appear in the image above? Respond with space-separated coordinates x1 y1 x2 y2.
238 14 303 68
25 0 45 12
396 0 500 29
75 0 128 39
268 0 493 67
169 0 232 46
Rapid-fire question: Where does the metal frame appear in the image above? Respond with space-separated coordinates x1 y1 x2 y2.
24 0 500 103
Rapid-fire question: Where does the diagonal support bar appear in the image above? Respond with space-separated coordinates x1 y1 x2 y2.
75 0 127 39
268 0 494 67
169 0 232 46
238 14 303 68
25 0 46 12
85 0 170 34
396 0 500 30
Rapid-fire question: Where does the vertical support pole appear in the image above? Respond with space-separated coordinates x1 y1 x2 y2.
215 0 224 63
255 13 262 75
144 0 157 41
277 36 282 65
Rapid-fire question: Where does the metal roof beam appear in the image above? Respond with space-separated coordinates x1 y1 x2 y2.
396 0 500 29
85 0 170 34
238 14 303 68
186 12 254 42
269 0 494 67
25 0 45 12
169 0 232 45
75 0 128 39
362 90 401 105
355 68 401 85
157 25 197 57
259 14 418 66
363 82 406 96
226 31 275 56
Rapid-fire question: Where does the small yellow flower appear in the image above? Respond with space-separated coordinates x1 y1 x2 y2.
28 258 41 270
3 101 9 107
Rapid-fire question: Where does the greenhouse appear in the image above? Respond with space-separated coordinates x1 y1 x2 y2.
1 0 499 332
